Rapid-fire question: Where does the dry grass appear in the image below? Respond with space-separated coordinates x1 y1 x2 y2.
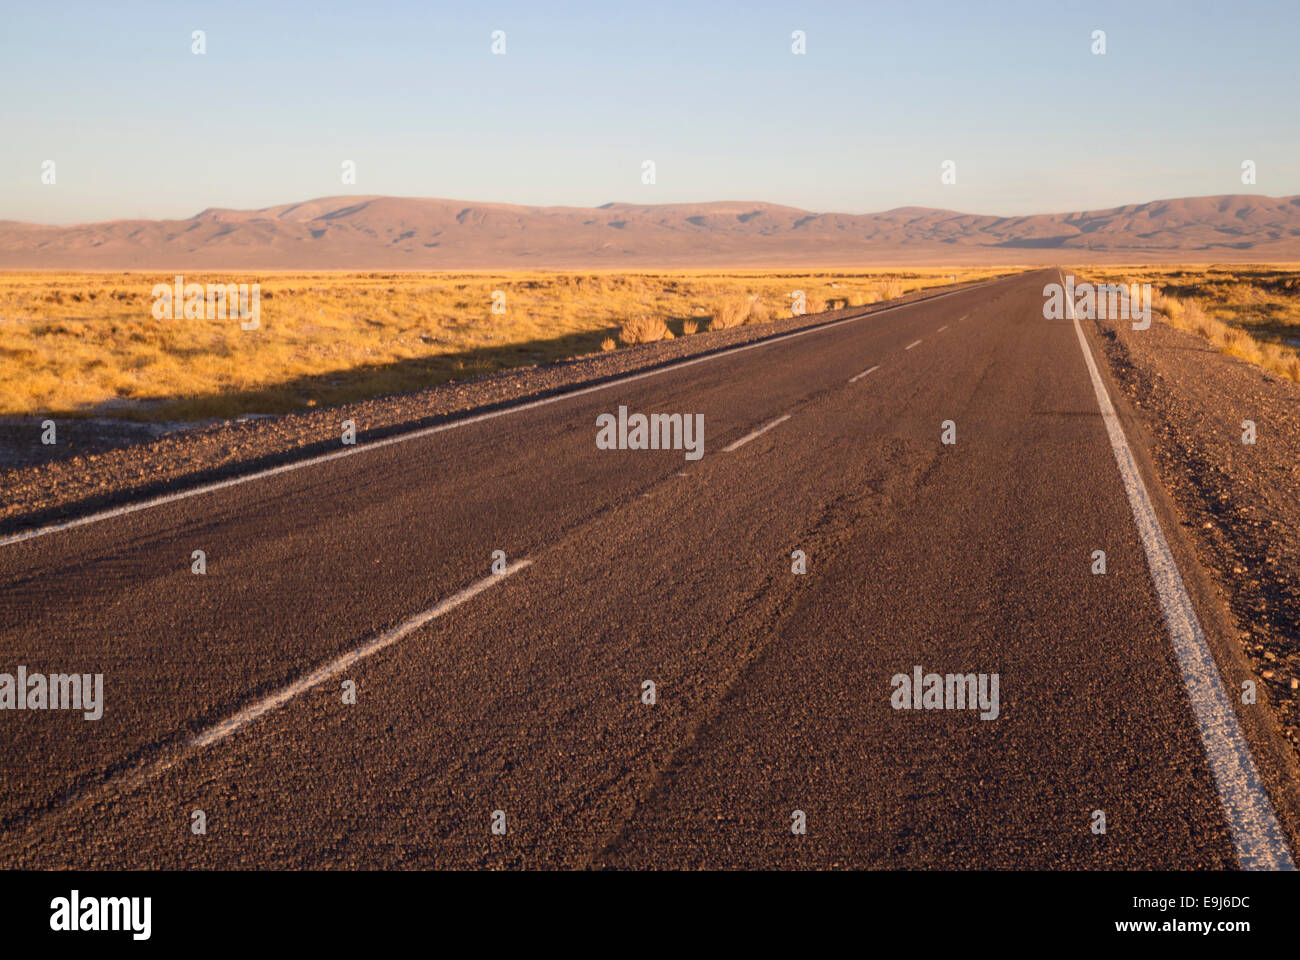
746 297 772 324
1153 291 1300 382
879 279 905 300
0 268 999 421
618 314 670 345
708 296 750 330
1080 265 1300 385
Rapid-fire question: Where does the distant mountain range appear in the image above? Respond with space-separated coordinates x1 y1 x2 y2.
3 193 1299 268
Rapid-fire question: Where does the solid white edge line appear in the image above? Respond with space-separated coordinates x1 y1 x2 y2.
1065 271 1294 871
905 339 922 350
849 364 881 384
1 277 1010 549
191 559 533 750
722 414 792 453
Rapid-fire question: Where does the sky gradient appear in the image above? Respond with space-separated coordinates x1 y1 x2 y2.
3 0 1298 224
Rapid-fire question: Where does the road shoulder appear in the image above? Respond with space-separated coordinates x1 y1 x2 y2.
1081 296 1300 855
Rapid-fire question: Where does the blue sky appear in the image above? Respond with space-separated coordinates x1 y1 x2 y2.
2 0 1298 223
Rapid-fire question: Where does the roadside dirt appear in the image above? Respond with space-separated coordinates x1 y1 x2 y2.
1088 300 1300 765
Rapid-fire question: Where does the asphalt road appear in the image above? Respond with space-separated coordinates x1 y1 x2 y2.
1 268 1295 869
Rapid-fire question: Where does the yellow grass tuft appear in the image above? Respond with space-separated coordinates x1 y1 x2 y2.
709 296 750 330
619 314 670 345
878 279 905 300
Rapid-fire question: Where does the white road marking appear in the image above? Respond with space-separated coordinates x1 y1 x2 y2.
0 278 1009 549
722 414 792 452
905 339 922 350
937 325 949 332
25 560 534 826
849 364 880 383
1066 274 1294 871
191 559 532 749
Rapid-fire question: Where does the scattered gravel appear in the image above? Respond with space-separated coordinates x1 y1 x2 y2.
1090 302 1300 765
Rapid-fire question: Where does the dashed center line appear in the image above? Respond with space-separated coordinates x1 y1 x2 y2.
722 414 792 452
849 364 880 383
0 277 1009 551
191 559 533 749
905 339 922 350
937 325 949 332
20 560 536 831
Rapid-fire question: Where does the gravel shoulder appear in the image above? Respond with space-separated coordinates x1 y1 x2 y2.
1086 297 1300 768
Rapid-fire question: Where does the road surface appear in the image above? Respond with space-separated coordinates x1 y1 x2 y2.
1 268 1295 869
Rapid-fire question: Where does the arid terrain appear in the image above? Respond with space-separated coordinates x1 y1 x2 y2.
8 0 1300 935
4 264 1299 767
0 268 997 424
5 267 1300 874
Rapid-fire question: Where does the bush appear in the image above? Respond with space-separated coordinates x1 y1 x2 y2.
1155 292 1186 321
618 315 669 345
709 297 749 330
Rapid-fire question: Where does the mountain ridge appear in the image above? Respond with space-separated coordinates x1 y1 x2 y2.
4 193 1299 268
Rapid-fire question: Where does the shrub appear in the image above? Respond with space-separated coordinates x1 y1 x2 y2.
709 297 749 330
618 315 669 345
1155 292 1186 321
746 297 771 324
